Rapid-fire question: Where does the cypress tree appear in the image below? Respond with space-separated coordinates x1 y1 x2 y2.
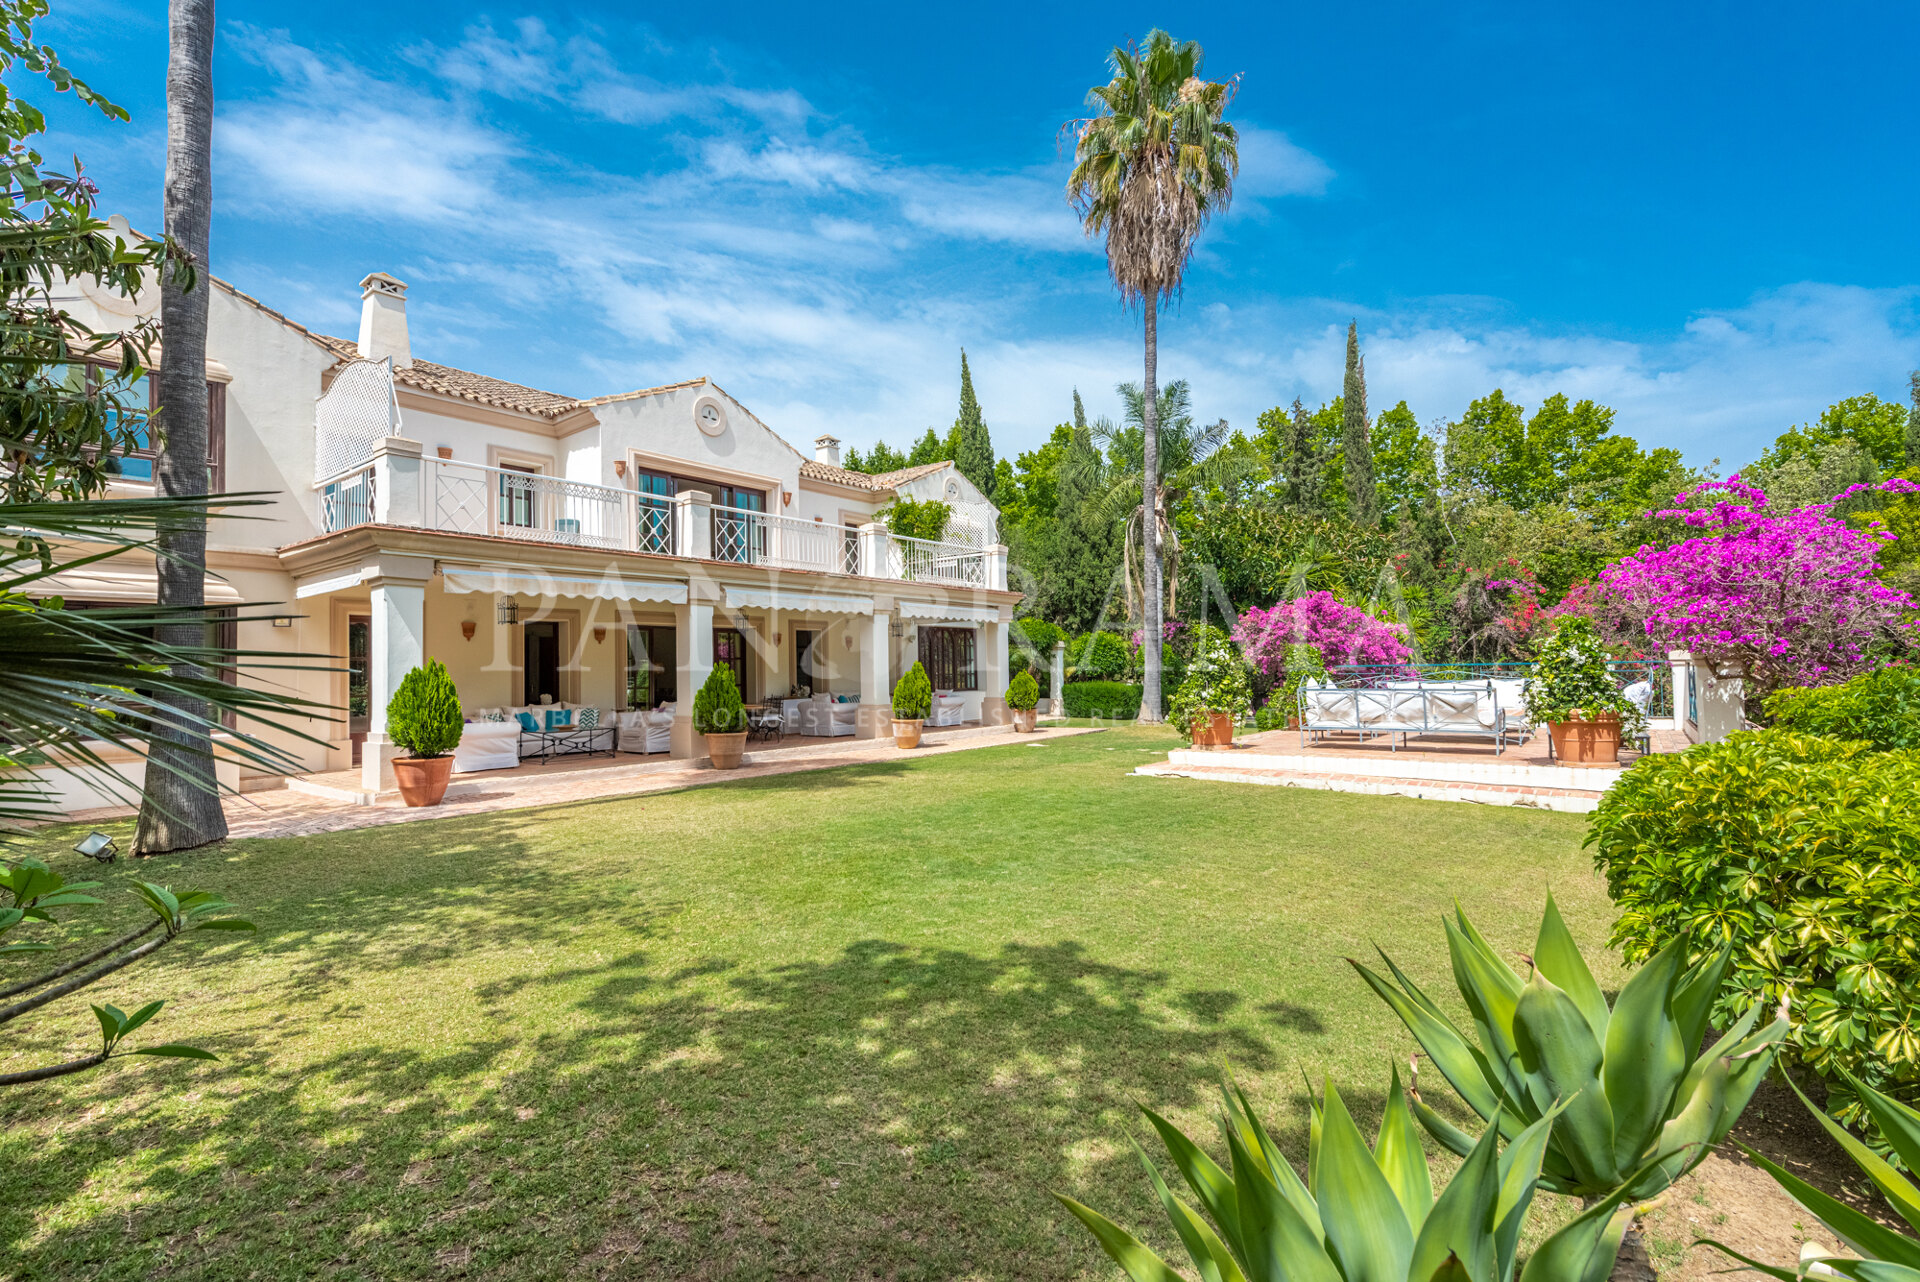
1282 397 1327 512
1046 414 1120 632
951 349 996 498
1907 369 1920 468
1342 321 1379 526
1073 388 1088 433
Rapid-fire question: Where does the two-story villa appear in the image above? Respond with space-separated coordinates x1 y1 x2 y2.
45 222 1018 800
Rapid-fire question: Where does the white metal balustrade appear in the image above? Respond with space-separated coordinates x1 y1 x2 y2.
311 450 1002 589
887 533 987 585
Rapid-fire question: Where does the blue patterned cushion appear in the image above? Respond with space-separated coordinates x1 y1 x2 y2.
484 710 508 723
545 708 573 731
515 712 539 733
577 706 600 728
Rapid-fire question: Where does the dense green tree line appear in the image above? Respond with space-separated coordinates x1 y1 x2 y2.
842 338 1920 663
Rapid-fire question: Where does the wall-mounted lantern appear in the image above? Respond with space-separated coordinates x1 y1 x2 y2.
497 597 519 626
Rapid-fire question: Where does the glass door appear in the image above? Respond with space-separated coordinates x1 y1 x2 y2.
348 615 370 765
714 627 749 700
636 469 673 554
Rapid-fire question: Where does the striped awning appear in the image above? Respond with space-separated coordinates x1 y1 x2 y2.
439 565 688 605
27 565 244 605
723 586 873 614
898 600 1000 624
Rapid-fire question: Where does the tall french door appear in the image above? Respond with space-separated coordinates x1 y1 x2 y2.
348 614 370 765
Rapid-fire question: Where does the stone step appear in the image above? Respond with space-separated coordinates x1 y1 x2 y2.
1133 761 1610 813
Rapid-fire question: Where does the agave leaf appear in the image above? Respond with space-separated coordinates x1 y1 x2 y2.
1493 1102 1570 1282
1055 1195 1191 1282
1132 1135 1248 1282
1672 1002 1760 1112
1735 1141 1920 1268
1224 1112 1342 1282
1841 1068 1920 1186
1407 1089 1480 1161
1375 1065 1434 1236
1848 1263 1920 1281
1511 969 1618 1189
1689 1239 1804 1281
1782 1074 1920 1239
1532 893 1609 1044
1601 937 1689 1177
1455 904 1525 990
1670 942 1734 1058
1407 1106 1502 1282
1445 916 1529 1112
1351 959 1504 1123
1231 1081 1322 1244
1299 1070 1323 1196
1143 1104 1245 1262
1315 1081 1414 1282
1515 1182 1635 1282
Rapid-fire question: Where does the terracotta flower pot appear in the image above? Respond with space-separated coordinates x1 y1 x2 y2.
1011 708 1038 733
893 718 924 749
392 754 454 807
706 731 748 769
1549 714 1622 765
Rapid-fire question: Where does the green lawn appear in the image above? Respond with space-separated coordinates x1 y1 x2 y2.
0 726 1622 1281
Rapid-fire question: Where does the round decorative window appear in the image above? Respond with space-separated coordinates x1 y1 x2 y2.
944 478 961 499
692 394 728 437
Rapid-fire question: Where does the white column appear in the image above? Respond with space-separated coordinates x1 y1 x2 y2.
370 436 424 527
674 491 713 561
1668 650 1696 741
978 617 1010 726
1696 658 1747 745
986 543 1009 591
672 598 714 758
361 576 427 793
1050 639 1066 718
857 522 889 578
857 611 892 737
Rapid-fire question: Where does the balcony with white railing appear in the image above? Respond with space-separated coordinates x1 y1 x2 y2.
310 441 1006 590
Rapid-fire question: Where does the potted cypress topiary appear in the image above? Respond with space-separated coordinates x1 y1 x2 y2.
891 660 932 748
386 659 464 806
693 665 747 768
1006 669 1040 732
1525 616 1645 764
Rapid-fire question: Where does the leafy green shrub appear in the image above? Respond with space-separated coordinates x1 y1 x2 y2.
1253 702 1290 731
1005 670 1039 711
891 660 932 719
1166 625 1251 735
692 664 744 735
1066 630 1130 681
880 495 951 542
1525 615 1645 734
1589 727 1920 1149
1060 681 1141 720
1010 617 1064 661
385 659 463 758
1764 665 1920 750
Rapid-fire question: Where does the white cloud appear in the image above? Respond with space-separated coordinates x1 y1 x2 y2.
1233 122 1335 199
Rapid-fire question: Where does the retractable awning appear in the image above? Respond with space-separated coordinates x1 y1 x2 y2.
898 600 1000 624
27 566 244 605
723 586 873 615
440 565 688 605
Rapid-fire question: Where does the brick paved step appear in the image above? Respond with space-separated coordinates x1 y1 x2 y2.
1134 761 1610 813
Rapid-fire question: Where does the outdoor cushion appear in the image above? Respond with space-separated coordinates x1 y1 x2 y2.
577 706 601 728
515 712 540 733
545 708 573 731
453 721 521 773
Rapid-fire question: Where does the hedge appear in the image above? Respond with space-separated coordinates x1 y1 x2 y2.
1589 726 1920 1150
1067 631 1131 682
1764 666 1920 751
1061 680 1142 720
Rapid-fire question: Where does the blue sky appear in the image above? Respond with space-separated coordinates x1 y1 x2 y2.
32 1 1920 470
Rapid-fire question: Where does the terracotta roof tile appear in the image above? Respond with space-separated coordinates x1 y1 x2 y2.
309 333 587 419
798 459 950 491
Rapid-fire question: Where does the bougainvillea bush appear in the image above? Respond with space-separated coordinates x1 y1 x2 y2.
1598 477 1920 693
1233 590 1412 685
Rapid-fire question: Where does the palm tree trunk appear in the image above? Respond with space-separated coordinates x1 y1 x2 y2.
1139 304 1163 721
134 0 226 855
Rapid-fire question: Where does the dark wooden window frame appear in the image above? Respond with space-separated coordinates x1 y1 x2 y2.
918 626 977 692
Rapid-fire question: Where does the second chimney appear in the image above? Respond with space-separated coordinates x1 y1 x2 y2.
814 434 842 467
357 272 412 369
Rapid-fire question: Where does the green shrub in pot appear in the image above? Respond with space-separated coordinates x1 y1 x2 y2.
385 660 463 758
891 661 932 720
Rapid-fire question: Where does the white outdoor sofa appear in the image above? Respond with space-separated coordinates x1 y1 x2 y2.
798 694 859 737
453 720 521 773
1297 679 1514 753
928 690 965 726
613 703 676 755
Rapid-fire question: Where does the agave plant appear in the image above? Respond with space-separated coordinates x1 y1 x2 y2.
1352 896 1788 1207
1705 1069 1920 1280
1058 1069 1651 1282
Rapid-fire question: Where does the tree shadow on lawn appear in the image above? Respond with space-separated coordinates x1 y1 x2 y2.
3 931 1340 1281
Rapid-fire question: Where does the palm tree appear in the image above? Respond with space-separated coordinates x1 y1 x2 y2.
1092 379 1248 621
135 0 220 854
1067 31 1238 720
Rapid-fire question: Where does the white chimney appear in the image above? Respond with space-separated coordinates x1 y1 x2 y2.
356 272 412 369
814 434 842 466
